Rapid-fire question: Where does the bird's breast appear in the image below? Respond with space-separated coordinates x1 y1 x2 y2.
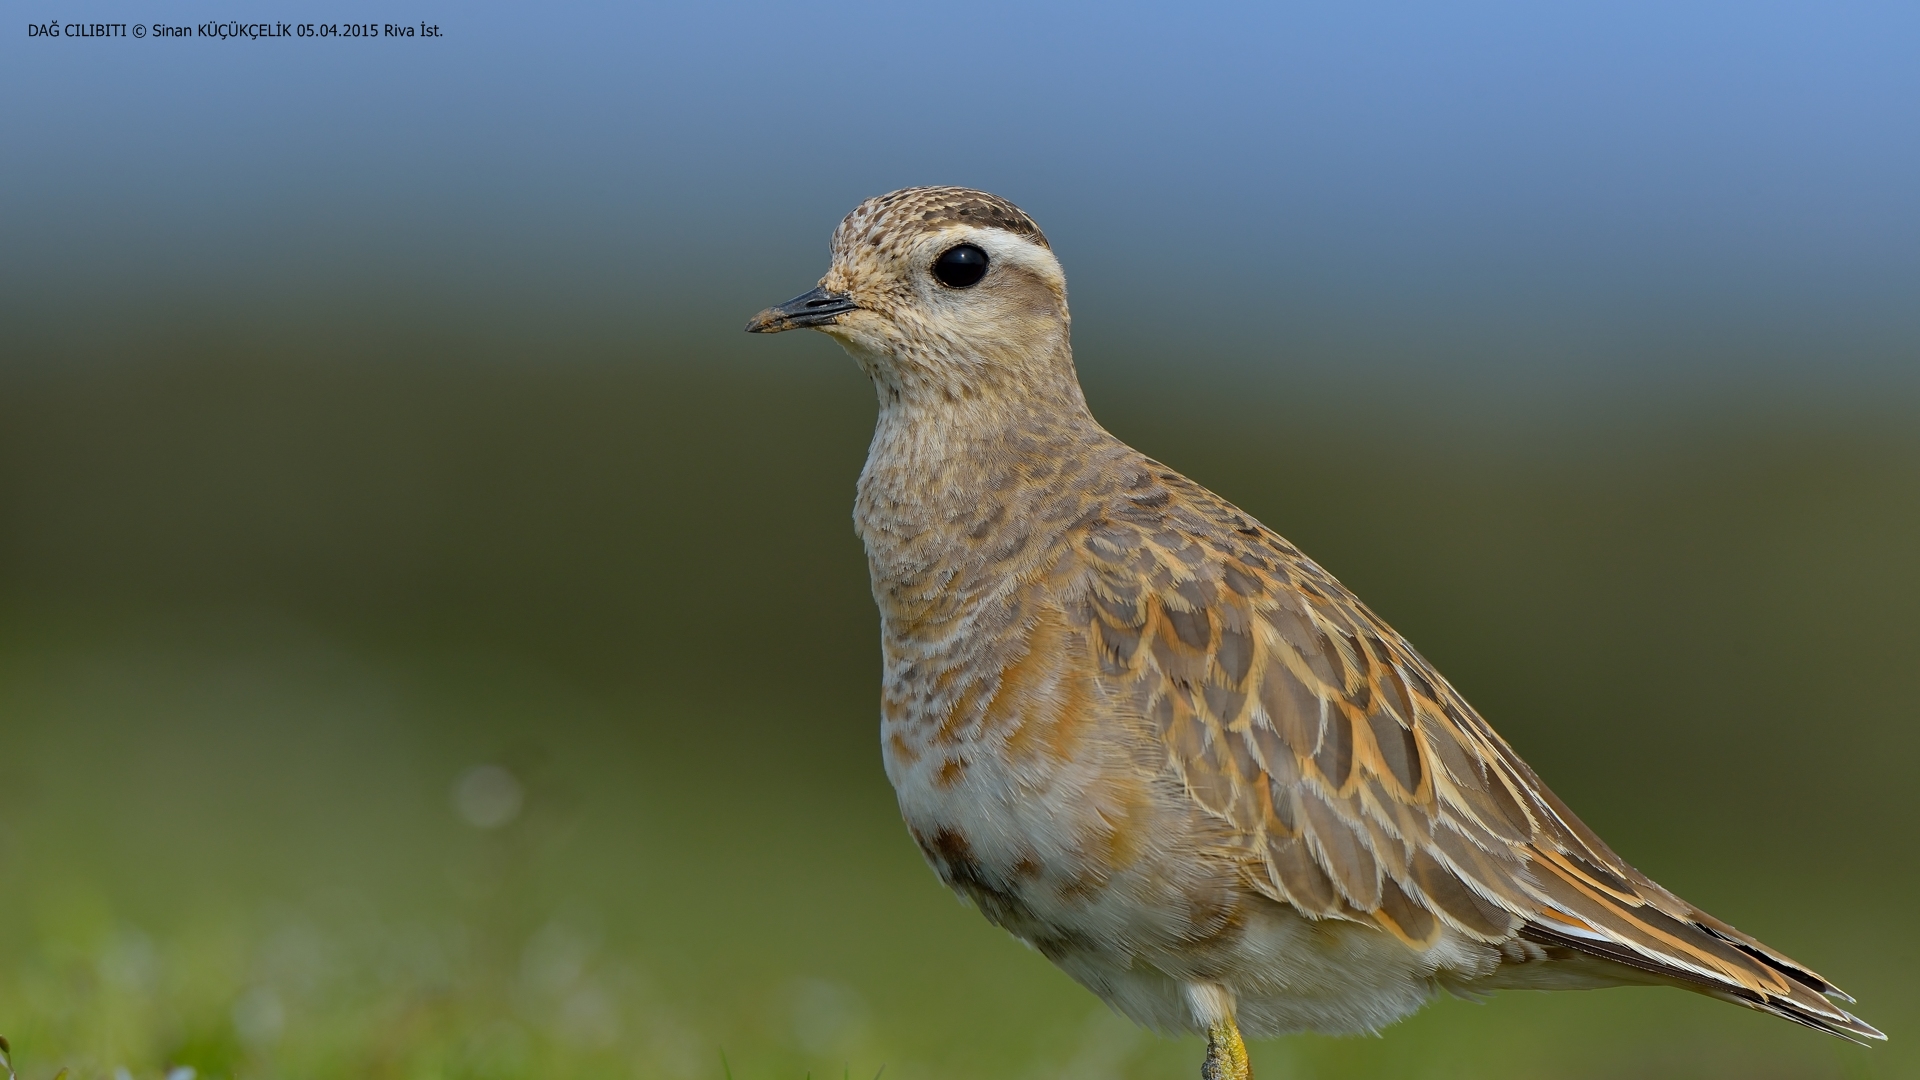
877 594 1189 944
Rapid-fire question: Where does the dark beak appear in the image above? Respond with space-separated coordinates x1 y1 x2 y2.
744 286 860 333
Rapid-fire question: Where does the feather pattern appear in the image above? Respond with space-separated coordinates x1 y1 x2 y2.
1058 461 1882 1042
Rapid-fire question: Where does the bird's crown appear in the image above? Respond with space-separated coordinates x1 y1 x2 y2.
830 186 1050 257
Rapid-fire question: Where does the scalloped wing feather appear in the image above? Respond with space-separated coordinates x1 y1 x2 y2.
1062 465 1883 1043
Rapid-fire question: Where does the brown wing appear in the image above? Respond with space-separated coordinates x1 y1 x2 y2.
1061 468 1882 1043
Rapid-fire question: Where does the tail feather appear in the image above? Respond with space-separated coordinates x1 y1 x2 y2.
1521 920 1884 1045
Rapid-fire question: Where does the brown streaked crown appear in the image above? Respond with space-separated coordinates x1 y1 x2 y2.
833 186 1050 254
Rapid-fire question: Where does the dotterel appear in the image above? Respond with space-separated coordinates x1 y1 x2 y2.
747 187 1882 1078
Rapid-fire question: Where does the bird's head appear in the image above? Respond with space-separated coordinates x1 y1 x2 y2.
747 187 1076 406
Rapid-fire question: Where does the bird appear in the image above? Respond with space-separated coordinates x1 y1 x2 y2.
745 187 1882 1078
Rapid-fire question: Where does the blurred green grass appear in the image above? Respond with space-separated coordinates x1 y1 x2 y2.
0 323 1914 1078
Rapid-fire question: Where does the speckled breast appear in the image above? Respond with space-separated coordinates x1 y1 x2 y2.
874 568 1190 955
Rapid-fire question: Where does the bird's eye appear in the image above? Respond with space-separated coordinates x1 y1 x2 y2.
932 244 989 288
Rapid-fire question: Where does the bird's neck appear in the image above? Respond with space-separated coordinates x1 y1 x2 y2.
853 363 1109 611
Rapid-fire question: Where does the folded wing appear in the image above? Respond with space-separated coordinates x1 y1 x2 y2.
1062 472 1881 1043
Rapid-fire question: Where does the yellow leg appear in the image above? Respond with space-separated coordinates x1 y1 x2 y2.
1201 1016 1251 1080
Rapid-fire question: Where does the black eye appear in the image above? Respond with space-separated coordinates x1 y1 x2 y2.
932 244 989 288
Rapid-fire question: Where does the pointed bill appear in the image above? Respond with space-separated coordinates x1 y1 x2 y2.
744 286 859 333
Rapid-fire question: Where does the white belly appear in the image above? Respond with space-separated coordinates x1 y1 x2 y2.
880 703 1500 1038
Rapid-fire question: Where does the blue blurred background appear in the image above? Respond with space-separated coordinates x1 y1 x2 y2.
2 3 1916 1078
10 1 1919 390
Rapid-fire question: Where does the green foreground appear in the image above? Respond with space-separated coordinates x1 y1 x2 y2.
0 346 1913 1078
